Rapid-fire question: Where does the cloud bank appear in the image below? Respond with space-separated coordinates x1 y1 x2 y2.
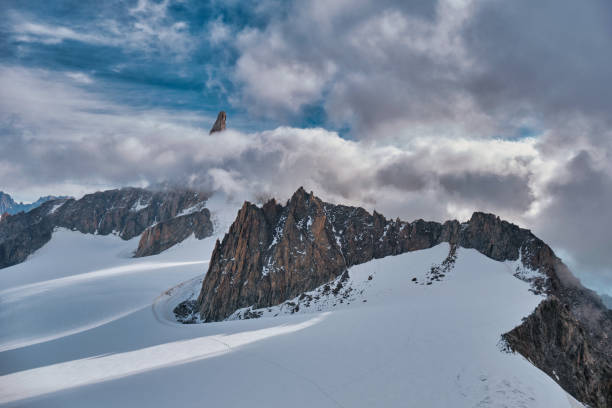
2 65 610 296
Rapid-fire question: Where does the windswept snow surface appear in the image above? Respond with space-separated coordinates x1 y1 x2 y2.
0 220 583 406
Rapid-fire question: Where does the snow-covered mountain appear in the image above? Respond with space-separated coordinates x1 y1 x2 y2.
0 187 214 269
0 187 609 407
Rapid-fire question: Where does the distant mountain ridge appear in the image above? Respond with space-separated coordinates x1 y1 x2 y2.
0 187 214 269
0 192 69 215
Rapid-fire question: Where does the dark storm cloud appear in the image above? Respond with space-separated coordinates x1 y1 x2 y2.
464 0 612 123
375 158 431 192
439 172 534 213
532 152 612 287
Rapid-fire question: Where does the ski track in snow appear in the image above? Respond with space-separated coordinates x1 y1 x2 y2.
0 203 585 407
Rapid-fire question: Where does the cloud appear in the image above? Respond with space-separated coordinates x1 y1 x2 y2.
208 17 232 45
464 0 612 124
0 66 530 205
439 172 534 213
65 72 94 84
233 28 336 116
529 151 612 292
0 66 539 221
225 0 612 144
8 0 193 59
13 22 112 45
228 0 491 135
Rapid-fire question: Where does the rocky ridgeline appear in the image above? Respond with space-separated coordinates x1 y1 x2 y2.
0 187 213 268
184 187 610 408
134 203 213 257
192 187 549 322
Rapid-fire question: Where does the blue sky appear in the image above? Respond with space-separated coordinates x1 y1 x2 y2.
0 0 324 133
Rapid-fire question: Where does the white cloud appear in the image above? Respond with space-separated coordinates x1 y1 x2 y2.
0 65 542 223
208 17 231 45
65 72 94 84
13 22 114 46
233 28 336 116
228 0 485 133
10 0 193 59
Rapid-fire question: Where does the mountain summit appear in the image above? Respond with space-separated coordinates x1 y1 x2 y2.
209 111 227 134
177 187 611 407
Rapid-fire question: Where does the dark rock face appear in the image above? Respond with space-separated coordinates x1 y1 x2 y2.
209 111 226 134
503 297 612 408
0 187 213 269
134 208 213 257
196 188 347 322
51 188 210 240
0 203 57 270
191 187 611 407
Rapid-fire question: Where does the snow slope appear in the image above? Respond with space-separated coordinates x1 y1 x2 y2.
0 210 583 406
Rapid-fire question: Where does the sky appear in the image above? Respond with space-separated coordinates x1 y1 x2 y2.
1 0 612 296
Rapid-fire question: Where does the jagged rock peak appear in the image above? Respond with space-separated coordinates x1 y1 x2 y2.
209 111 227 134
194 188 454 322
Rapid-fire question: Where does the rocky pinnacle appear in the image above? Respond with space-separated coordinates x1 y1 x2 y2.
209 111 227 134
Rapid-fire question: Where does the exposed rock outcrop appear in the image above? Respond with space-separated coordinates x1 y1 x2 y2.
209 111 226 134
503 297 612 408
0 204 57 270
187 187 611 407
196 188 347 322
193 188 546 322
134 208 213 257
0 187 213 269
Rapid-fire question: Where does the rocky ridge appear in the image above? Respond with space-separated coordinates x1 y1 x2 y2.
503 297 611 408
0 187 213 269
183 187 611 407
134 203 213 257
191 187 548 322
